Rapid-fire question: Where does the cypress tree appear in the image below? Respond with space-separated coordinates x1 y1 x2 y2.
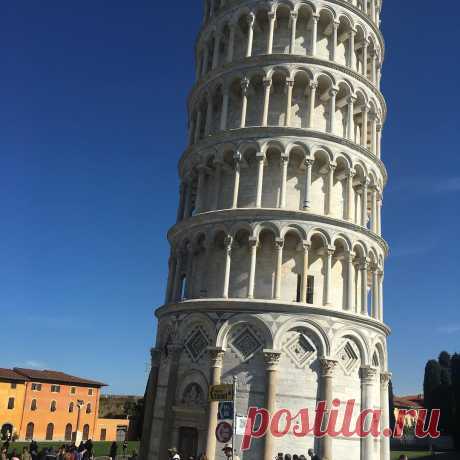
388 379 396 431
439 351 452 386
423 360 442 412
451 353 460 449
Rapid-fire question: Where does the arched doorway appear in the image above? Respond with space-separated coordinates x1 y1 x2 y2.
25 423 34 441
1 424 13 441
65 424 73 441
178 427 198 459
46 423 54 441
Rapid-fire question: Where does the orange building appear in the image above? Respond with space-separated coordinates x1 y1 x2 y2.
0 368 129 442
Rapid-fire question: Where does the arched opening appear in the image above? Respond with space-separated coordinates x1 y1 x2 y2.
65 424 73 442
281 231 303 302
46 423 54 441
309 233 328 306
291 71 310 128
229 229 251 298
254 230 276 299
295 6 314 56
253 9 269 56
310 150 330 215
273 6 291 54
246 74 264 127
238 149 258 208
82 424 90 441
286 147 306 210
331 238 348 309
316 10 334 61
25 423 34 441
268 71 288 126
312 75 333 132
261 146 282 208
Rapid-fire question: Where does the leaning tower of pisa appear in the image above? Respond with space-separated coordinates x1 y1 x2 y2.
141 1 391 459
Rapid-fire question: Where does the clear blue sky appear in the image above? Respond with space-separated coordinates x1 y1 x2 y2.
1 1 459 396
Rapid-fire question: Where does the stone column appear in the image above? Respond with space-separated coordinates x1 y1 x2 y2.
205 347 226 460
290 12 298 54
371 267 379 319
308 82 318 128
184 243 194 299
165 253 176 303
360 367 378 460
212 33 221 69
371 186 378 233
285 79 294 127
200 242 212 297
263 350 282 460
319 359 338 460
202 46 210 77
232 153 242 208
222 236 233 298
159 344 182 459
176 182 186 223
141 348 162 460
363 39 369 77
329 88 338 134
262 78 272 126
256 153 265 208
227 25 235 63
183 179 193 219
377 192 382 235
346 169 356 221
378 270 384 321
280 155 289 208
248 237 258 299
370 114 378 155
360 260 369 315
220 88 229 130
274 238 284 300
362 105 369 148
326 163 336 216
350 29 356 70
361 179 368 228
377 123 382 158
194 109 203 143
195 165 207 213
172 252 183 301
331 21 339 61
301 242 311 303
371 52 377 83
370 0 376 24
212 161 222 210
324 247 334 306
380 372 392 460
347 96 356 141
267 12 276 54
303 158 314 210
246 13 255 58
240 78 250 128
346 251 355 312
311 14 319 56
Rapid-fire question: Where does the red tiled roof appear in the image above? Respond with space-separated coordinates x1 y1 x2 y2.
0 368 26 382
394 395 424 409
13 368 106 387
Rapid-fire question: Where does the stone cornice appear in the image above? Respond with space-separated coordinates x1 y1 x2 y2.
179 127 388 185
155 299 392 337
199 0 385 58
189 54 387 120
167 208 390 255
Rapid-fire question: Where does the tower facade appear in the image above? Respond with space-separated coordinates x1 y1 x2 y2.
143 1 390 459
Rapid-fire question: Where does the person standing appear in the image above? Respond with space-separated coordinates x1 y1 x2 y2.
307 449 320 460
109 442 117 460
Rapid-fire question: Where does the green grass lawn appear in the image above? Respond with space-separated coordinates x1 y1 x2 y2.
391 452 459 460
5 441 140 457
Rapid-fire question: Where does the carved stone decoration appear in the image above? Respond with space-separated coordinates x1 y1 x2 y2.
283 332 316 368
184 326 210 362
336 340 361 375
230 326 263 362
319 358 338 378
263 350 282 371
208 347 225 368
182 383 205 407
380 371 392 387
361 366 378 382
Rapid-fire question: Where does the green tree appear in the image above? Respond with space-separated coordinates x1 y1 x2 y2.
423 360 442 413
439 351 452 386
451 353 460 449
388 379 396 431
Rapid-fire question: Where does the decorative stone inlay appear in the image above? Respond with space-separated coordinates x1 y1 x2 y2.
184 327 210 362
230 326 263 361
284 332 316 369
182 383 205 407
336 340 361 375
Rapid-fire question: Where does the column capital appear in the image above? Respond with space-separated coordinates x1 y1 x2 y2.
333 20 340 29
312 13 320 22
346 251 356 262
328 162 337 172
233 151 242 163
247 12 256 26
309 81 318 90
268 10 276 20
360 366 378 382
240 77 250 93
329 87 339 98
347 95 357 104
248 236 259 248
290 11 298 21
280 154 289 165
348 168 356 178
263 77 273 88
360 260 369 271
302 240 311 251
208 346 226 368
304 157 314 168
224 235 233 252
326 246 336 257
285 78 295 87
274 237 284 250
256 151 266 161
377 123 383 132
263 349 282 371
319 358 338 378
380 372 392 387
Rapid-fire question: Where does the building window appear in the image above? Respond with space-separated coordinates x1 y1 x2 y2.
51 385 60 393
50 400 57 412
10 383 17 389
88 388 93 396
46 423 54 441
82 424 90 441
86 403 92 414
25 423 34 441
7 398 14 410
31 399 37 411
31 383 42 391
65 424 73 442
70 387 76 395
69 402 74 413
100 428 107 441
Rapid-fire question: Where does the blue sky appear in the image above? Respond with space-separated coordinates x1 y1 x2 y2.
1 1 459 396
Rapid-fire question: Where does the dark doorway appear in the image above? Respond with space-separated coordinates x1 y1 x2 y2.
178 427 198 459
1 424 13 441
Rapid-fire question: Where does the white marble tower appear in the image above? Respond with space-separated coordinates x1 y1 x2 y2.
141 1 391 459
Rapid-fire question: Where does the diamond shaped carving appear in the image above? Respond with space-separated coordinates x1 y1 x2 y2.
184 327 209 362
230 327 263 362
284 333 316 368
337 340 360 375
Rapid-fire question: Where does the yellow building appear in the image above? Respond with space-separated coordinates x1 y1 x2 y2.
0 369 27 440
